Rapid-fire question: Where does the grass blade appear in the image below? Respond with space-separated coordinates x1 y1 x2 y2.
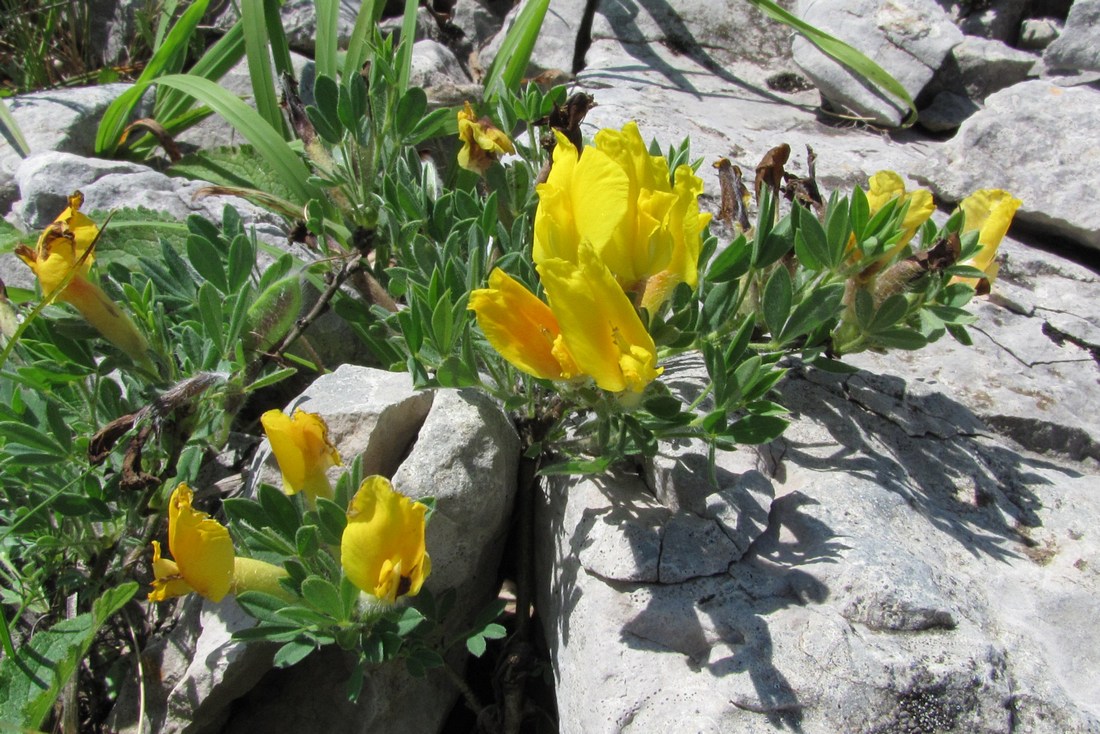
155 20 247 127
240 0 286 136
482 0 549 102
151 75 321 208
95 0 212 155
315 0 339 80
742 0 917 126
344 0 384 79
395 0 419 93
0 98 29 158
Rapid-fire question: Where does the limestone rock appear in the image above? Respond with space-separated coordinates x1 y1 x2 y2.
932 36 1039 102
1018 17 1063 51
792 0 964 127
1043 0 1100 72
955 0 1029 42
0 83 136 213
918 79 1100 252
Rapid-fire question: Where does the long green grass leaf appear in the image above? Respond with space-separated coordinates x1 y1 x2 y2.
155 20 247 127
315 0 339 80
264 0 295 78
395 0 420 93
240 0 285 135
96 0 212 155
344 0 384 79
0 99 29 158
742 0 917 126
150 75 321 207
482 0 549 102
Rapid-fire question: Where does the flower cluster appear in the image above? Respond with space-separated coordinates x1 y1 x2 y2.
469 122 710 396
149 412 430 607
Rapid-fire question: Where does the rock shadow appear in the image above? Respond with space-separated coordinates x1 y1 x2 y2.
774 364 1067 561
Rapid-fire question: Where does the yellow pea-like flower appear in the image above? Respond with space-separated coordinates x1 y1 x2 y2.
149 483 289 603
261 408 343 502
539 245 662 395
533 123 710 310
341 476 431 605
467 268 579 382
15 192 149 362
456 101 515 175
955 189 1022 290
864 170 936 262
149 483 235 603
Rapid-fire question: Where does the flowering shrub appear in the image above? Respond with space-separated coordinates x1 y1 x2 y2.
0 3 1020 730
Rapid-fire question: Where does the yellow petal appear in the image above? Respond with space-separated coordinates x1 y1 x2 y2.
261 408 342 500
166 483 235 602
539 245 661 393
956 189 1022 287
866 171 905 213
341 476 431 604
456 101 514 174
148 540 194 602
468 268 578 381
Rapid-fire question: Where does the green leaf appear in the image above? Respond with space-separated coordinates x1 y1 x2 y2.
314 0 340 80
762 267 792 339
186 233 229 293
258 482 302 540
873 327 927 350
0 421 67 457
781 282 844 343
314 497 347 545
0 583 136 731
725 415 789 445
301 576 344 620
240 0 284 135
95 0 213 155
236 590 292 623
0 98 29 158
224 497 271 529
793 204 831 271
169 145 299 204
395 87 428 140
483 0 550 102
295 525 321 558
149 75 323 208
869 294 909 332
743 0 917 126
706 234 751 283
467 634 487 658
274 639 315 668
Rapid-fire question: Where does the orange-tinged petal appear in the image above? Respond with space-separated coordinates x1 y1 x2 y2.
166 483 235 602
539 245 661 393
468 268 578 381
456 101 514 174
341 476 431 604
261 408 342 500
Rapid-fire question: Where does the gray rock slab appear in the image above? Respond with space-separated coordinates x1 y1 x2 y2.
792 0 964 126
538 364 1100 732
1043 0 1100 72
848 236 1100 465
916 79 1100 252
935 36 1039 101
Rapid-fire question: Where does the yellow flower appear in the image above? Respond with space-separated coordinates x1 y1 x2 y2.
533 122 710 311
456 101 515 174
864 170 936 262
149 483 235 603
539 245 661 394
261 408 342 502
954 189 1022 290
467 268 579 382
149 483 290 603
341 476 431 605
15 192 149 362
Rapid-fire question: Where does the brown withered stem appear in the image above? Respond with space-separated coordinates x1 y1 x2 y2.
714 157 752 232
